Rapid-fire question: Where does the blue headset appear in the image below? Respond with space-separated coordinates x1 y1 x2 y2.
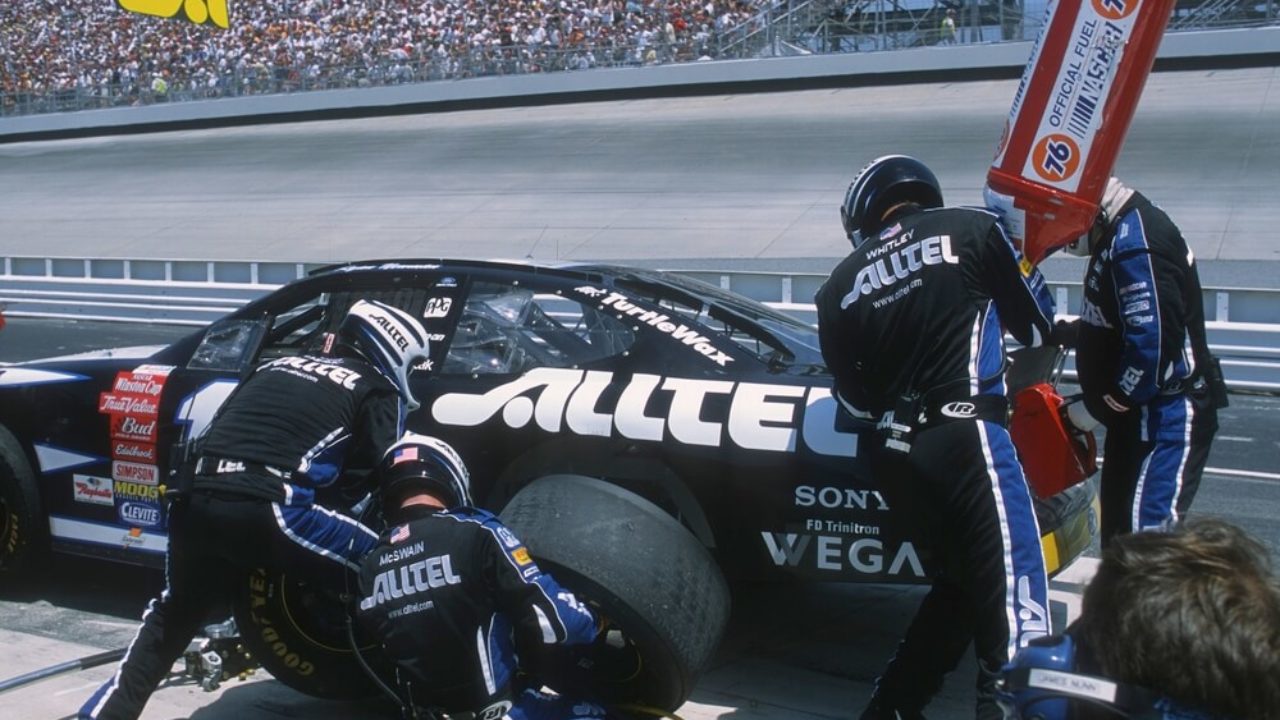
996 634 1227 720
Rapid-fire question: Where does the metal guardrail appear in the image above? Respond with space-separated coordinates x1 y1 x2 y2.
2 257 1278 392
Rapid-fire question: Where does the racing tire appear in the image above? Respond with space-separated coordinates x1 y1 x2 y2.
230 567 391 700
0 425 42 576
499 474 730 710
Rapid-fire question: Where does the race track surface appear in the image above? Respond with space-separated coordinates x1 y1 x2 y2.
1 67 1278 278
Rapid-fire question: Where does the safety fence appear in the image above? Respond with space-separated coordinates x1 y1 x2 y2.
4 0 1278 118
2 255 1278 393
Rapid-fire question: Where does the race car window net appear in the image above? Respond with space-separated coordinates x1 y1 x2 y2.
442 281 636 376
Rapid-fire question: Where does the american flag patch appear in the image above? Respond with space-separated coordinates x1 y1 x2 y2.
392 446 419 465
390 524 410 544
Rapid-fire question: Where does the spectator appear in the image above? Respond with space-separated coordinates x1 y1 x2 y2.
1 0 773 113
939 8 957 44
998 518 1280 720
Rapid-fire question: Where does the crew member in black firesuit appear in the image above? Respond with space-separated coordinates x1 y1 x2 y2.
356 433 611 720
80 299 432 720
1058 178 1224 547
815 155 1059 719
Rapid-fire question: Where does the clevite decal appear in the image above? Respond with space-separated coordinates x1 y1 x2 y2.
431 367 857 457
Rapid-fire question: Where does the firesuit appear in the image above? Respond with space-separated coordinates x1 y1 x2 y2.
817 157 1056 718
1072 183 1221 545
357 505 605 720
81 299 429 720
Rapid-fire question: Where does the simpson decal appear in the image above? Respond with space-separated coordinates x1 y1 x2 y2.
113 461 159 486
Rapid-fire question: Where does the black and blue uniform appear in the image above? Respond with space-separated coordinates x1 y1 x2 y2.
1076 191 1219 545
81 351 403 720
815 205 1056 718
357 505 605 720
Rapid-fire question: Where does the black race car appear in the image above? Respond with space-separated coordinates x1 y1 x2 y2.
0 258 1097 708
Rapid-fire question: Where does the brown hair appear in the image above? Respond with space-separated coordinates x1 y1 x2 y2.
1077 518 1280 719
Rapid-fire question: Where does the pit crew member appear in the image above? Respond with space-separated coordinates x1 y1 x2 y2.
356 433 612 720
80 299 431 720
815 155 1057 719
1059 178 1224 546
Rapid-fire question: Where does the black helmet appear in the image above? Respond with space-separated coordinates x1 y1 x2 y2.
337 299 431 411
840 155 944 249
378 432 473 508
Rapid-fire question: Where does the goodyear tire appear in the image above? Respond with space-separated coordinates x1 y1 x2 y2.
0 425 42 576
230 568 388 700
499 474 730 710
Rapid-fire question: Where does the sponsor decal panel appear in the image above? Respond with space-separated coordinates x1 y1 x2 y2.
431 367 858 458
72 474 115 506
100 366 173 514
359 554 463 610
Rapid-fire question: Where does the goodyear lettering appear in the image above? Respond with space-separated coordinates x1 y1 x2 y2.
760 532 926 577
431 368 858 458
360 554 463 610
841 236 959 308
263 357 361 389
594 292 733 366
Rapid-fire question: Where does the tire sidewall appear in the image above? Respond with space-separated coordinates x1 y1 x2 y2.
0 425 43 576
231 567 383 700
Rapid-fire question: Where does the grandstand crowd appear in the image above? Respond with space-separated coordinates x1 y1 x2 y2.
0 0 777 113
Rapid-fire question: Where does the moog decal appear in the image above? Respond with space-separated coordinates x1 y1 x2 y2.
431 368 857 457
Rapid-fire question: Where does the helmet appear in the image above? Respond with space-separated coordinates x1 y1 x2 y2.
378 432 472 508
840 155 943 249
338 299 431 411
997 634 1226 720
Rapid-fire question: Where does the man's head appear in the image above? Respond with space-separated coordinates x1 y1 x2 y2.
841 155 944 250
377 432 472 515
337 299 431 410
999 519 1280 719
1064 177 1136 257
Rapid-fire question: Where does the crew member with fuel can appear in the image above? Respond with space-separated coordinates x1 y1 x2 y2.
1058 178 1225 547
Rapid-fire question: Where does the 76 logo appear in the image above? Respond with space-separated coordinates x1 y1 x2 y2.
1031 133 1081 183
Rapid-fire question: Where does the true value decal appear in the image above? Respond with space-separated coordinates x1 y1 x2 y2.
431 367 858 457
574 286 733 366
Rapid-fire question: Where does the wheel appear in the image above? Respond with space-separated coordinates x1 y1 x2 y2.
0 425 42 576
499 474 730 710
230 567 389 700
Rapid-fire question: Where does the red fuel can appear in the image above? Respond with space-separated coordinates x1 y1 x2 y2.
984 0 1176 265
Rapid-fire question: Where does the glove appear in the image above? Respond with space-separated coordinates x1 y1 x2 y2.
1063 398 1100 433
1050 319 1080 349
1099 177 1135 224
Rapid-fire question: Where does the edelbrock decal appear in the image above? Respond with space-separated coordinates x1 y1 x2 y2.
573 286 733 366
431 367 857 457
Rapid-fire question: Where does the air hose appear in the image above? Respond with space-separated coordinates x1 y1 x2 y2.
0 647 126 694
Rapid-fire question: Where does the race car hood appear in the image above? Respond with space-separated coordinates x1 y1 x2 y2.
2 344 168 367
